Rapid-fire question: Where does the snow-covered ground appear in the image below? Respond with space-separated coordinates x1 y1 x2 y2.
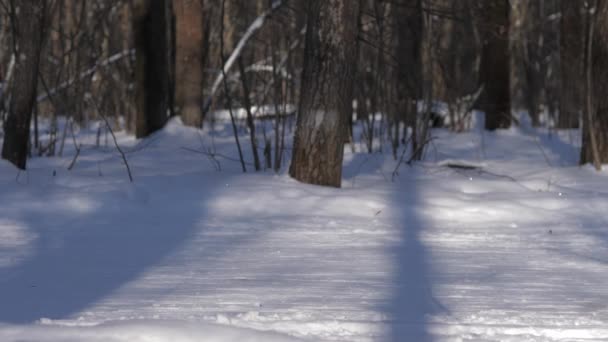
1 118 607 341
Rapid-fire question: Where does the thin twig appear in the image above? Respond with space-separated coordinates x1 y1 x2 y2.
534 136 553 167
181 146 254 167
67 144 81 171
89 97 133 182
220 0 247 173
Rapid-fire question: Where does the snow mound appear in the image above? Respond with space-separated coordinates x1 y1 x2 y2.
0 320 306 342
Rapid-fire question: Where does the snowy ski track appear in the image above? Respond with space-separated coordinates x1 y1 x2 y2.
0 120 607 341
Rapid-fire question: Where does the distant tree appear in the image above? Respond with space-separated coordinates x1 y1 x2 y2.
392 0 424 156
581 0 608 168
427 0 480 132
560 0 585 129
174 0 205 127
510 0 540 125
1 0 47 169
289 0 359 187
132 0 173 138
476 0 511 130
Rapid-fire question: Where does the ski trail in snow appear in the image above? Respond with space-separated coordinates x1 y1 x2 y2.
0 120 607 341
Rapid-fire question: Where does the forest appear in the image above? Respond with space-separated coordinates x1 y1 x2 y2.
0 0 604 184
1 1 608 342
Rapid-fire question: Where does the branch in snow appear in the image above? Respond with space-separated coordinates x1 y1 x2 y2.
0 54 16 113
37 49 134 103
88 96 134 183
203 0 283 114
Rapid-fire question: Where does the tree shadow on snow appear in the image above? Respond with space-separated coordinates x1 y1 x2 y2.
535 129 580 167
0 167 253 324
385 168 445 342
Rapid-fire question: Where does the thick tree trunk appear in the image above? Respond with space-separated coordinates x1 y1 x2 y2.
393 0 423 156
559 0 584 129
581 0 608 166
132 0 172 138
477 0 511 130
174 0 204 127
289 0 359 188
1 1 46 169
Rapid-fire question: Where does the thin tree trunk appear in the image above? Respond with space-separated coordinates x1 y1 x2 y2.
559 0 584 129
237 57 261 171
1 1 47 169
289 0 359 187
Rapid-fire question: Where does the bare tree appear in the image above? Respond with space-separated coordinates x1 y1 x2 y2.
132 0 172 138
289 0 359 187
476 0 511 130
510 0 560 127
560 0 585 129
581 0 608 168
1 0 47 169
393 0 424 158
428 0 480 132
174 0 205 127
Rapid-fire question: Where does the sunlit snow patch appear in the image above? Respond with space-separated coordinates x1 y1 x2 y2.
0 320 306 342
0 220 37 268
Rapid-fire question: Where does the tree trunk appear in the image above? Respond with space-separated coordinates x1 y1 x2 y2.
1 1 47 169
581 0 608 166
289 0 359 188
393 0 423 155
132 0 172 138
559 0 584 129
477 0 511 130
174 0 204 127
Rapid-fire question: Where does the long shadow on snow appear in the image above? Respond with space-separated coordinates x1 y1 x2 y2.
386 167 445 341
518 125 580 167
0 170 249 323
342 152 388 183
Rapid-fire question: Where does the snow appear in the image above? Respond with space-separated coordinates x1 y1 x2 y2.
0 320 305 342
1 117 608 341
206 0 284 110
209 104 296 121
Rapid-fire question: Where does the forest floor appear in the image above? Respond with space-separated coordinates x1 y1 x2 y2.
0 115 607 341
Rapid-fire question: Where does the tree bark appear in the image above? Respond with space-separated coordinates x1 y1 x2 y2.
581 0 608 166
289 0 359 188
174 0 204 127
132 0 172 138
393 0 423 156
477 0 511 130
559 0 584 129
1 1 47 169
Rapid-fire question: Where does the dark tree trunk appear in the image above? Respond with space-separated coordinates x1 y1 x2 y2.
132 0 172 138
511 0 539 126
581 0 608 166
559 0 584 129
1 1 47 169
174 0 204 127
477 0 511 130
393 0 423 157
289 0 359 188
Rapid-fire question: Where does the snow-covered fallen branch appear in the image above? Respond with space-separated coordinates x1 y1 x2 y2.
2 54 15 95
438 159 486 170
203 0 283 114
36 49 134 103
0 54 16 118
